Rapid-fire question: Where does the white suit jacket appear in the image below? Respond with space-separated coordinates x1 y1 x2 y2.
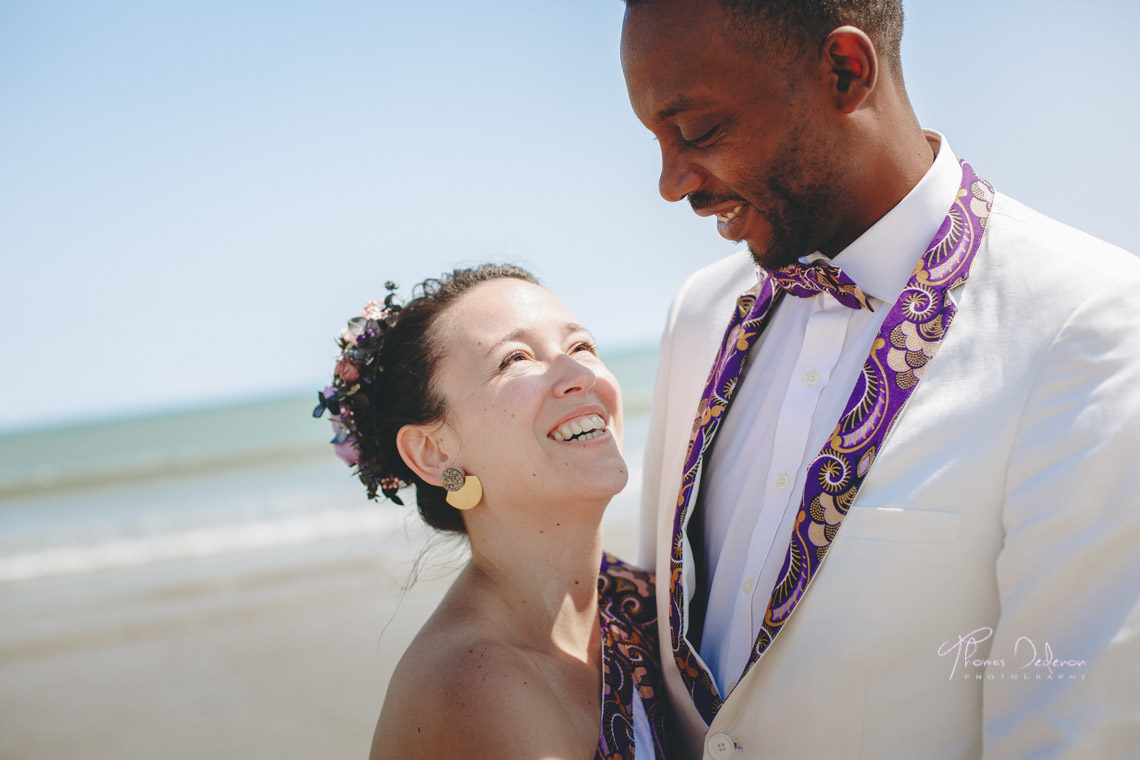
640 194 1140 759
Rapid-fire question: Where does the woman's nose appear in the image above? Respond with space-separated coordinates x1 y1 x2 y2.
553 354 597 397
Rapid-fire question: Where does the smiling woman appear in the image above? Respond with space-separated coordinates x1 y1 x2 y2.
314 264 671 760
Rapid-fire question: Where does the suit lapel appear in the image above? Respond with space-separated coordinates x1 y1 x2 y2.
738 162 994 679
667 280 784 724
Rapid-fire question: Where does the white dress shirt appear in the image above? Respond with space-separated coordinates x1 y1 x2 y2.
697 131 963 695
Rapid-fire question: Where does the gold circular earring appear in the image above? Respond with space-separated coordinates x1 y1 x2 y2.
441 467 482 510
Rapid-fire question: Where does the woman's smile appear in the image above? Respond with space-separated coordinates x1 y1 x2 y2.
547 408 609 443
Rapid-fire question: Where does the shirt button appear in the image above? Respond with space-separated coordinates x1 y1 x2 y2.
707 732 736 759
802 369 820 387
741 576 754 595
774 473 790 490
727 678 738 693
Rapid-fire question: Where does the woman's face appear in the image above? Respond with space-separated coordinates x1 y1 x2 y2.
428 278 627 509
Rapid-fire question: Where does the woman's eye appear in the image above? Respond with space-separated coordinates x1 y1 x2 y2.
680 125 719 148
498 350 529 370
572 340 597 355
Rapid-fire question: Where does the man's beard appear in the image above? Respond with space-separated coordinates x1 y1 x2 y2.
747 174 837 270
688 181 828 270
742 127 844 270
685 127 845 269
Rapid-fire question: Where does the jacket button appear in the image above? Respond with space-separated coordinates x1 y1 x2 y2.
707 732 736 759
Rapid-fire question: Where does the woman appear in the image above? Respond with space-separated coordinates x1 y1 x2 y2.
314 264 669 759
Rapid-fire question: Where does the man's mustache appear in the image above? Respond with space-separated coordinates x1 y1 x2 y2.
688 191 747 213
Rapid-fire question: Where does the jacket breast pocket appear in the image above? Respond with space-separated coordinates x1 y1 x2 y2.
838 506 962 544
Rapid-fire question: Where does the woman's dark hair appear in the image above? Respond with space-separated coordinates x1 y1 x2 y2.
316 263 539 534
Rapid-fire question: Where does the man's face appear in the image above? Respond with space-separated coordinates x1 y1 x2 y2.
621 0 852 268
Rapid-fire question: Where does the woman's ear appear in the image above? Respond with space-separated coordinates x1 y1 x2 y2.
821 25 877 114
396 423 453 487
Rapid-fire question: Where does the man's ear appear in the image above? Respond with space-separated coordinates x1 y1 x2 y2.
396 423 453 487
821 26 877 113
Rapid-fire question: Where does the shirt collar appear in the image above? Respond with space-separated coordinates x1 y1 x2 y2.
805 130 962 305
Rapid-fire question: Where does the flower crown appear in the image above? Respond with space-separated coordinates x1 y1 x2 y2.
313 281 407 504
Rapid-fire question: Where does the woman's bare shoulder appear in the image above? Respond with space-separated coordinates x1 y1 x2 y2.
369 620 581 759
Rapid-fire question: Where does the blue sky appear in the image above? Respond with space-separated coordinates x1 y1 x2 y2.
2 1 1137 431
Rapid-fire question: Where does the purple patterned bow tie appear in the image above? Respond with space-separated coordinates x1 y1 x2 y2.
768 260 872 310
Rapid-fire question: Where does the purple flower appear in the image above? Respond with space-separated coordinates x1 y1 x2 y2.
330 419 360 466
330 419 351 443
333 436 361 466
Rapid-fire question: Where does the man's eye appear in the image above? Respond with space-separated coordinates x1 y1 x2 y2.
680 125 720 148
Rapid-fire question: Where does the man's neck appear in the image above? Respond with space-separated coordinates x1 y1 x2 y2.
824 120 935 258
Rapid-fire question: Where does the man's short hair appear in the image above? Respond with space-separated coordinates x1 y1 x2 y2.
625 0 904 68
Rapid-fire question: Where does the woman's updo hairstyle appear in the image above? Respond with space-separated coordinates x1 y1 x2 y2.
315 263 539 534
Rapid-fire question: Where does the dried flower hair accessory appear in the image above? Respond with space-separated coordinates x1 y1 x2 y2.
313 281 407 504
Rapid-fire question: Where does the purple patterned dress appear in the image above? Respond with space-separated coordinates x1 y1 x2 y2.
596 553 670 760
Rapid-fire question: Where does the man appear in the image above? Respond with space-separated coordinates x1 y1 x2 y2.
622 1 1140 757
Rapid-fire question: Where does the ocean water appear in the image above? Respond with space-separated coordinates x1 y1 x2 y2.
0 345 659 583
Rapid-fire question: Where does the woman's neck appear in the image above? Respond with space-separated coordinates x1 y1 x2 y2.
463 495 606 661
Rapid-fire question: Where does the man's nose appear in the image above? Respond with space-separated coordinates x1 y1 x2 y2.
658 148 704 203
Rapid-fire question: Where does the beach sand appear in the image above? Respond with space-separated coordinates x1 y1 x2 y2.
0 514 641 760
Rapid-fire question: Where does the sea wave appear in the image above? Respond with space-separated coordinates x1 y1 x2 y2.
0 508 404 583
0 443 327 500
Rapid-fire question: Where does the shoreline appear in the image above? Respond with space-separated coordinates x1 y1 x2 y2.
0 513 641 759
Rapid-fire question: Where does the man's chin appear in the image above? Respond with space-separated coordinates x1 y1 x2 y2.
748 241 801 271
